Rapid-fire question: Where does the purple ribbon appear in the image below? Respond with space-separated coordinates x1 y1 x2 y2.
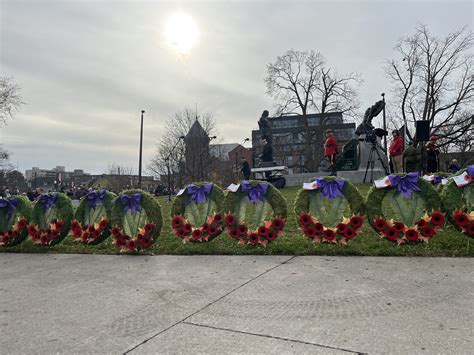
187 183 213 204
316 177 345 200
241 181 268 204
433 175 442 185
467 165 474 178
38 194 57 209
0 197 18 218
87 189 106 209
388 172 421 197
119 193 142 213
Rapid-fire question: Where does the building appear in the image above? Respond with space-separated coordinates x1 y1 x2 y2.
25 166 92 190
251 112 355 173
184 120 211 181
209 143 252 184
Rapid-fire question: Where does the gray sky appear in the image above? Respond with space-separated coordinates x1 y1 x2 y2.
1 0 472 175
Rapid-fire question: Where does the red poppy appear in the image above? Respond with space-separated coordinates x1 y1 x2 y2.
17 219 27 229
40 235 49 244
229 229 240 239
82 231 90 239
73 228 82 238
144 223 154 235
416 219 428 228
116 237 126 247
27 225 37 235
430 211 445 226
323 229 336 241
111 227 121 236
384 227 399 241
88 226 95 233
71 220 80 229
421 225 435 238
127 240 137 251
374 217 388 231
466 222 474 236
405 228 419 241
183 224 192 234
172 216 184 228
453 211 469 227
304 227 317 239
50 230 58 238
258 226 268 237
299 213 312 226
344 228 357 239
11 230 18 238
142 237 153 249
271 218 284 231
350 216 363 229
208 225 218 236
314 223 324 234
201 223 209 232
175 228 185 238
337 223 348 235
225 214 236 226
99 219 109 230
136 234 145 243
267 230 277 241
238 224 248 236
394 222 405 232
55 221 64 231
92 230 100 239
214 213 222 221
248 233 259 245
191 229 201 240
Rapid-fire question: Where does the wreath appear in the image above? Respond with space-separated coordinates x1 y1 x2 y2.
0 196 33 247
294 176 365 244
170 182 225 243
28 193 74 246
366 172 444 244
70 189 116 245
223 180 287 246
110 189 162 252
441 166 474 237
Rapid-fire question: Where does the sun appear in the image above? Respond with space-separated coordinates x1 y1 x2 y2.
164 13 199 54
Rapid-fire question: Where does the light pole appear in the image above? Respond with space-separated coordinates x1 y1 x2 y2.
138 110 145 189
165 136 185 202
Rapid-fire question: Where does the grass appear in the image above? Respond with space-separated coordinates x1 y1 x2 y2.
1 184 472 256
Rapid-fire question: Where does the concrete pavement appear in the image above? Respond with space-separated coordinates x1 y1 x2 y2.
0 254 472 354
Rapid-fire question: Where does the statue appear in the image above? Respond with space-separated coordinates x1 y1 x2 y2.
355 100 385 136
258 110 272 145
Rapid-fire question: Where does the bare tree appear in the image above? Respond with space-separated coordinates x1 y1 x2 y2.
0 146 13 188
385 25 473 150
106 163 134 176
0 77 25 126
265 49 361 171
147 108 216 189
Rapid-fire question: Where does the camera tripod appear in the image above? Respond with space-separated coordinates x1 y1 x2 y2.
363 142 390 183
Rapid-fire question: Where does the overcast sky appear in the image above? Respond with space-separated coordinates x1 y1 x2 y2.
1 0 472 175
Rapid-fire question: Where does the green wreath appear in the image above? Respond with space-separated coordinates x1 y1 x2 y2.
223 180 287 245
110 189 162 252
29 192 74 246
294 176 365 244
70 190 116 245
0 196 33 247
170 182 225 242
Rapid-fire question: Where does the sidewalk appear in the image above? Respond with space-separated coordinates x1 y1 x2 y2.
0 254 472 354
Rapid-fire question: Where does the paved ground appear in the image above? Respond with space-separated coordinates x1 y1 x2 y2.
0 254 472 354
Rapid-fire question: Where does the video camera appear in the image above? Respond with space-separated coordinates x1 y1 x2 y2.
365 128 388 144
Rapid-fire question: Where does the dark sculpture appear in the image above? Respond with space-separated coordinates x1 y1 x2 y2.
258 110 272 145
355 100 385 136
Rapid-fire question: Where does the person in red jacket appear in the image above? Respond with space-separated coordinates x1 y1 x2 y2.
324 129 338 176
389 130 404 173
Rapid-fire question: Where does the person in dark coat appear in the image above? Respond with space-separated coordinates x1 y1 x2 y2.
448 159 461 174
426 135 440 173
403 141 418 173
241 157 251 180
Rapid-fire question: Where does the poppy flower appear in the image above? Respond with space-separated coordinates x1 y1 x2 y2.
299 213 312 226
350 216 363 229
267 230 277 241
304 227 317 239
73 228 82 238
116 237 126 247
416 219 428 228
11 230 19 238
144 223 154 235
192 229 202 240
17 219 27 229
214 213 222 221
258 226 268 237
248 233 259 245
172 216 184 228
27 225 37 235
136 234 145 243
225 214 236 226
384 227 399 241
238 224 248 236
394 222 405 232
50 230 58 238
208 225 218 236
99 219 109 230
453 211 469 227
430 211 445 226
344 228 357 239
88 226 95 233
405 228 419 241
183 224 192 234
55 221 64 231
337 223 348 235
92 230 100 239
229 229 240 239
175 228 185 238
201 223 209 232
323 229 336 241
127 240 137 251
421 225 435 238
142 237 153 249
40 236 49 244
111 227 121 236
374 217 388 231
271 218 284 231
314 223 324 234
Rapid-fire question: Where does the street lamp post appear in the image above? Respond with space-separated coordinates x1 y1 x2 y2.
165 136 185 202
138 110 145 189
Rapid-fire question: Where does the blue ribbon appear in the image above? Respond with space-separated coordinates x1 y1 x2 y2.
467 165 474 179
240 181 269 204
0 197 18 218
38 194 58 209
187 183 213 204
119 193 142 213
316 177 345 200
388 172 421 197
433 175 442 185
86 189 106 209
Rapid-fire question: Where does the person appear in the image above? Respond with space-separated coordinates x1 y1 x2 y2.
448 159 461 174
426 135 440 173
403 140 418 173
324 129 338 176
241 157 251 180
389 130 404 173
